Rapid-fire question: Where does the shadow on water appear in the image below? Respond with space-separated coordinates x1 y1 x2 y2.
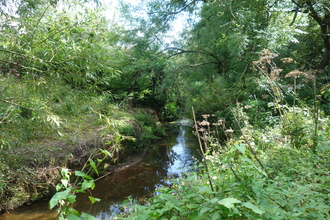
0 124 200 220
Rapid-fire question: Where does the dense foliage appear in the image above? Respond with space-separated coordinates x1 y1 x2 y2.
115 0 330 219
0 0 330 219
118 51 330 220
0 0 167 213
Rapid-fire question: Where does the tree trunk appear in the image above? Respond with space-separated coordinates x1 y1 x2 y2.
308 6 330 70
318 47 330 70
317 22 330 70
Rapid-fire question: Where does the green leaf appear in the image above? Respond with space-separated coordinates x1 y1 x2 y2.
218 198 241 209
67 194 77 204
198 186 211 193
81 179 95 191
210 198 219 204
292 212 304 217
81 212 97 220
74 171 86 177
88 158 99 176
188 210 199 219
235 144 246 154
200 206 211 214
241 156 254 164
61 179 69 188
211 212 220 220
99 148 111 157
49 187 72 209
243 202 265 215
61 168 71 179
186 204 199 209
74 171 93 180
88 196 101 204
56 183 62 192
67 213 82 220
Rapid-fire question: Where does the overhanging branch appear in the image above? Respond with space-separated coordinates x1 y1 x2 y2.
184 61 218 67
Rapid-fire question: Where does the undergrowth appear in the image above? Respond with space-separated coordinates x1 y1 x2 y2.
117 109 330 220
0 75 165 212
116 51 330 220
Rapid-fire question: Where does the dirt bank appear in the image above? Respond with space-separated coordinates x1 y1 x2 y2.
0 126 142 214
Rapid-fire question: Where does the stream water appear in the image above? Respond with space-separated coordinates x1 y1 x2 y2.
0 125 200 220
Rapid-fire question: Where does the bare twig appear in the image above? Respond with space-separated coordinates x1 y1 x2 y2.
192 106 214 192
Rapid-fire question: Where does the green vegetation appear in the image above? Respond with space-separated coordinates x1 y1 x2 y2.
0 75 165 212
119 102 330 219
1 0 330 219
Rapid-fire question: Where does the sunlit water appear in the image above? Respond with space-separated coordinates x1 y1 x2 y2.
0 125 200 220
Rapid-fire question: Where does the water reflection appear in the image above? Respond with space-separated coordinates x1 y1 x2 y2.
0 125 199 220
167 126 200 176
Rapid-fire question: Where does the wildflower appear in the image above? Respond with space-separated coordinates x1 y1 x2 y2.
202 114 210 119
199 120 209 126
285 70 307 78
226 128 234 133
281 57 296 63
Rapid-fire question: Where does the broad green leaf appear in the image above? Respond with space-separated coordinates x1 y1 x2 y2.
198 186 211 193
67 194 77 204
81 179 95 191
81 212 97 220
88 158 99 176
200 206 211 214
188 210 199 219
211 212 220 220
235 144 246 154
67 213 82 220
49 187 72 209
186 204 199 209
243 202 265 215
241 156 254 164
75 171 93 180
210 198 219 204
74 171 86 177
218 197 241 209
255 166 268 177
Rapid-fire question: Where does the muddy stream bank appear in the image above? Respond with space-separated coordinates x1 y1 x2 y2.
0 125 200 220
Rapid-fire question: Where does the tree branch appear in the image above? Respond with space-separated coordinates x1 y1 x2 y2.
184 61 218 67
148 0 202 15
